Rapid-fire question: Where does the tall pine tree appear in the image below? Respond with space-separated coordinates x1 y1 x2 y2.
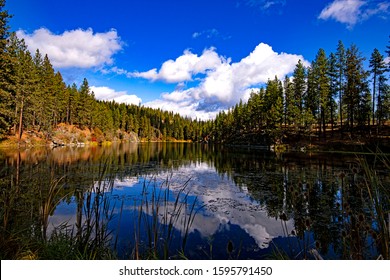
0 0 12 136
369 48 387 125
344 44 369 133
336 40 346 129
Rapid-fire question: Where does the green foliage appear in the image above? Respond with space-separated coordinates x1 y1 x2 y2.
369 48 388 125
0 0 12 135
344 44 370 132
212 39 390 145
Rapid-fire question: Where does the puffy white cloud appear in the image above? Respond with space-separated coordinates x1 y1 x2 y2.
91 86 142 106
318 0 389 28
141 43 306 120
17 28 123 68
131 48 227 83
144 95 219 120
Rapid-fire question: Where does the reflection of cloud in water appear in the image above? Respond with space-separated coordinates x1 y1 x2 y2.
47 199 77 234
50 161 293 250
114 162 294 249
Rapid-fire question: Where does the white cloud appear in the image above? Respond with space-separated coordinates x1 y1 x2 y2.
192 28 224 39
243 0 286 11
144 98 218 120
140 43 306 120
318 0 390 28
91 86 142 106
131 48 227 83
242 0 286 14
363 2 390 20
192 28 232 40
192 32 201 39
17 28 123 68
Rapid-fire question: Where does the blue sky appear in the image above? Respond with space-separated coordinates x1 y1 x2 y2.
6 0 390 119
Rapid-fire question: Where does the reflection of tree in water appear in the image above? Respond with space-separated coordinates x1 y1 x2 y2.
211 148 389 259
0 144 389 259
0 143 212 258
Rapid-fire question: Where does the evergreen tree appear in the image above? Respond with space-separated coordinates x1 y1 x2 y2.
328 52 338 135
264 76 283 128
292 60 306 127
312 49 330 139
305 66 318 129
8 34 36 139
283 75 294 127
31 49 43 127
78 78 93 128
336 40 346 129
67 83 78 125
52 72 67 126
379 76 390 122
34 54 57 132
0 0 12 136
386 36 390 69
0 0 10 52
369 48 387 125
344 44 369 133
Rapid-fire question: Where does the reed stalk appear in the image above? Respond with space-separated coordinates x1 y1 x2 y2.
357 149 390 259
133 176 201 259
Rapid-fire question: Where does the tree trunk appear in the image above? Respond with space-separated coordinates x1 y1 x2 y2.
322 108 326 140
372 74 376 126
18 98 24 140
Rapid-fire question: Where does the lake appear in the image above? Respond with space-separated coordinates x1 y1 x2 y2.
0 143 389 259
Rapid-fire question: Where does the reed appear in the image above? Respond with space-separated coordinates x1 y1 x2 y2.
39 175 67 242
357 149 390 259
132 176 201 259
39 161 118 259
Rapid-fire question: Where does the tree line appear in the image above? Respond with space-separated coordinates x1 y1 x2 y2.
211 40 390 144
1 0 389 146
0 0 212 143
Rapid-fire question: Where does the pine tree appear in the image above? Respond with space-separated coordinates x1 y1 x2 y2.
369 48 387 125
305 66 318 129
51 72 67 126
67 83 78 125
328 53 338 135
386 36 390 67
379 76 390 122
312 49 330 139
283 75 294 127
0 0 12 136
33 54 57 132
264 76 283 128
344 44 369 133
31 49 43 127
336 40 346 129
292 60 306 127
0 0 10 52
8 34 36 139
78 78 93 127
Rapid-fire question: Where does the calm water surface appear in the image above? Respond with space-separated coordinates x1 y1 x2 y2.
1 143 389 259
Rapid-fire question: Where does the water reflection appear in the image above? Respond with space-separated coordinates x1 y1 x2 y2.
0 143 389 259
